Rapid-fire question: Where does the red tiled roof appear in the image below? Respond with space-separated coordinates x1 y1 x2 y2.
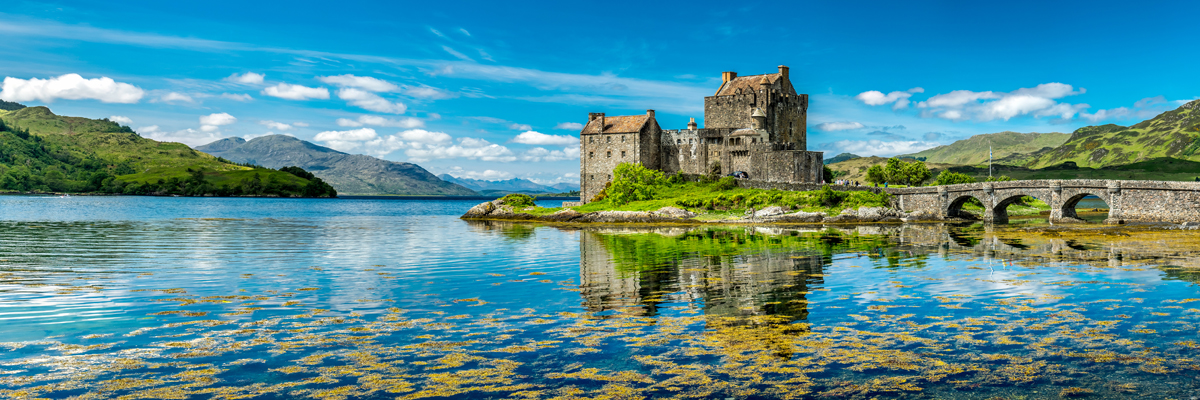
580 115 650 134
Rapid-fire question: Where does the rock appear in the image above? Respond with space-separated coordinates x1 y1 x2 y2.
1183 222 1200 229
823 214 861 223
753 206 788 218
768 210 825 223
462 201 496 218
654 207 697 219
543 208 583 222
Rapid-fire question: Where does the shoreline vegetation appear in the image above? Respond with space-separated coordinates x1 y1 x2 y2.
462 162 1106 226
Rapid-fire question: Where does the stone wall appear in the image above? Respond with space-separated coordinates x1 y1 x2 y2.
581 130 648 202
890 180 1200 224
660 129 704 176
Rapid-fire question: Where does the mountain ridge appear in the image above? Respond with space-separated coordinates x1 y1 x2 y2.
196 135 476 196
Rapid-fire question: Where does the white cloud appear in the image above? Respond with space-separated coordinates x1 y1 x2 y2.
1080 95 1179 122
317 74 400 92
554 122 584 130
855 87 923 110
916 83 1087 122
397 129 451 144
259 120 292 130
458 28 471 37
158 92 194 103
220 93 253 101
512 131 577 145
224 72 265 84
406 138 515 162
109 115 133 125
0 74 144 103
404 85 455 100
441 45 473 61
199 112 237 126
261 83 330 100
508 123 532 131
520 146 580 162
138 125 224 147
315 127 378 142
337 88 407 114
445 167 515 181
336 115 424 128
815 121 865 131
821 139 941 157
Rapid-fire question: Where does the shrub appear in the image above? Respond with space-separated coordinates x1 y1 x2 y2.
822 166 834 183
606 163 665 205
499 193 535 208
934 170 976 186
817 184 848 207
715 176 737 191
707 161 722 181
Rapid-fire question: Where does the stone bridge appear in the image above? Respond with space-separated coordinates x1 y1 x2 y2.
889 180 1200 224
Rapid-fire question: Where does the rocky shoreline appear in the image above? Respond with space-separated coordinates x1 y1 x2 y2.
461 198 951 225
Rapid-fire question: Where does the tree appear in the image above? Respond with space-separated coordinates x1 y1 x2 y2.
606 162 665 205
883 158 905 185
934 170 976 186
902 160 932 186
822 166 834 183
866 165 886 186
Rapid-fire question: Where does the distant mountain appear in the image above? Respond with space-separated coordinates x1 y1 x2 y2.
1024 100 1200 168
823 153 861 165
438 174 576 194
196 135 475 196
901 131 1069 166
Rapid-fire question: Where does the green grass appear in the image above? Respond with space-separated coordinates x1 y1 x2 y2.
522 181 892 218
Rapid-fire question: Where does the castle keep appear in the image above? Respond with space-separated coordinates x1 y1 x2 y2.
579 65 824 202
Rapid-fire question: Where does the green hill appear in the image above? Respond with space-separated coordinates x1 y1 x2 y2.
901 131 1069 166
0 105 335 197
823 153 861 165
1024 99 1200 168
196 135 476 196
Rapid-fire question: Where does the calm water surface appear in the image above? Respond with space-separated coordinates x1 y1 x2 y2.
1 196 1198 399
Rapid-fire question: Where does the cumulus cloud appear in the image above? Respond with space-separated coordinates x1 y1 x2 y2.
815 121 865 131
508 123 532 131
157 92 194 103
314 127 457 158
337 88 407 114
224 72 265 84
821 139 941 157
855 87 924 110
197 112 236 133
443 167 515 181
520 146 580 162
259 120 292 130
397 129 451 144
405 85 455 100
138 125 224 147
554 122 584 130
261 83 330 100
1079 95 1179 122
0 74 144 103
336 115 424 128
200 112 237 127
916 83 1087 122
221 93 253 101
512 131 577 145
407 137 514 162
109 115 133 125
317 74 400 92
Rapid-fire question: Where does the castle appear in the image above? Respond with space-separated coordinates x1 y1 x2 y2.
579 65 824 202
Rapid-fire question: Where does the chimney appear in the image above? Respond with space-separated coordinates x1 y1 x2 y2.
722 71 737 83
598 113 605 133
646 109 655 118
687 117 697 130
588 112 597 122
778 65 789 80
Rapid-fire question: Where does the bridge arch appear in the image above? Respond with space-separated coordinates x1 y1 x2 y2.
946 194 985 220
1057 192 1110 222
990 191 1051 224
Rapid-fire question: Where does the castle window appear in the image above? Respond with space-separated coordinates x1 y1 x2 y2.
676 139 681 144
589 137 594 143
689 139 693 144
621 135 626 142
621 151 626 158
606 151 611 158
589 152 594 158
607 136 611 143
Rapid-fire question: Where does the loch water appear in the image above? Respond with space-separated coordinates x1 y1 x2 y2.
2 196 1200 399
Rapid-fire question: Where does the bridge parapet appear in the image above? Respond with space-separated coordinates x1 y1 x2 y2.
888 180 1200 224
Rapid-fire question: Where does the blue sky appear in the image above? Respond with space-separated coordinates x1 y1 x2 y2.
1 0 1196 184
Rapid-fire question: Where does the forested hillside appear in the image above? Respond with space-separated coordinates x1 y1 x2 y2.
0 105 335 197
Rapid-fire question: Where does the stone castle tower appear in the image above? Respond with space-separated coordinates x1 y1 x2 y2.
579 66 822 202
